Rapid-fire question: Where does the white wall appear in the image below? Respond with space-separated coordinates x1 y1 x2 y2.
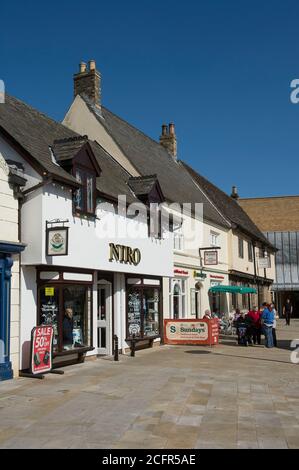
21 183 173 277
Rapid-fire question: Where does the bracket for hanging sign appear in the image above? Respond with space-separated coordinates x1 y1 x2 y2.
46 219 69 228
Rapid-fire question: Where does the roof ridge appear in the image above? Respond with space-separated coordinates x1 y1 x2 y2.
100 104 174 161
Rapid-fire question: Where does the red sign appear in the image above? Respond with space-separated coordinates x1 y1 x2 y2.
174 269 189 276
30 326 54 375
164 319 219 346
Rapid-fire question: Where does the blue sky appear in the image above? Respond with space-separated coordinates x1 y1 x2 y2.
1 0 299 197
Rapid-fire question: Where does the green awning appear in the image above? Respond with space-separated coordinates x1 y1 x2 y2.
209 285 257 295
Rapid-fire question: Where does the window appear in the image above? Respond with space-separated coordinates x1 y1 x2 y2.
169 278 186 319
173 225 184 251
73 167 96 215
38 280 92 354
210 231 219 247
248 242 253 262
127 280 161 338
148 205 162 239
238 237 244 259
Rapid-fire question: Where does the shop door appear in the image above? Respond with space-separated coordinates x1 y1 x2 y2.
97 282 112 355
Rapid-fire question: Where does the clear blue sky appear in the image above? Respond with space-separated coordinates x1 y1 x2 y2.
1 0 299 197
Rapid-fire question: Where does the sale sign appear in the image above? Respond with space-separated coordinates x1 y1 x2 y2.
164 319 219 346
30 326 54 375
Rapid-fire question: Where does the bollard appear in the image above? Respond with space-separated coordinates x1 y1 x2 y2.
130 334 136 357
114 335 119 362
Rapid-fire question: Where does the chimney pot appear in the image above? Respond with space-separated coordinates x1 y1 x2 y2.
79 62 87 73
231 186 239 200
159 122 177 159
162 124 168 136
74 59 101 110
89 60 96 71
169 122 175 136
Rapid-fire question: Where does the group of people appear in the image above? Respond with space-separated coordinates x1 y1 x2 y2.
234 303 278 348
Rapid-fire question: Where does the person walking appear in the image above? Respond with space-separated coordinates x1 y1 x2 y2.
283 299 293 326
261 304 275 348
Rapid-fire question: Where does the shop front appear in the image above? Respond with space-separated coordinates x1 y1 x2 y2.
36 267 94 366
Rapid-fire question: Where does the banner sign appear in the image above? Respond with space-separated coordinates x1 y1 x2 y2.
258 257 270 269
30 326 54 375
164 319 219 346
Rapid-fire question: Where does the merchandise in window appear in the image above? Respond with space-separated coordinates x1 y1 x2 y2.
38 283 92 353
127 280 161 339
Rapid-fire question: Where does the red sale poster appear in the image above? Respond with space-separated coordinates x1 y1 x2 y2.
30 326 54 375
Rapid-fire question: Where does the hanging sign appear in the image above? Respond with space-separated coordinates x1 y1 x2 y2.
30 326 54 375
258 258 270 269
204 251 218 266
46 227 69 256
164 319 219 346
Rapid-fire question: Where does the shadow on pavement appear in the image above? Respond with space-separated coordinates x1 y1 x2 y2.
184 350 211 355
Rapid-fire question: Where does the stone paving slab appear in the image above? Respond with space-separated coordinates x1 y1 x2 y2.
0 320 299 449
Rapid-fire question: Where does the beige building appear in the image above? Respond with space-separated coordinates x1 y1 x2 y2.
240 196 299 316
63 60 276 316
0 151 26 380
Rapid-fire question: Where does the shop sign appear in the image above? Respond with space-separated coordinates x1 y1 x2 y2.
109 243 141 266
204 250 218 266
30 326 54 375
45 287 54 296
193 270 207 279
46 227 69 256
258 257 270 269
174 268 189 276
164 319 219 346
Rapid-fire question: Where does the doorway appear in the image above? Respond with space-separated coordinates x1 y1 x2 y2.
97 281 112 355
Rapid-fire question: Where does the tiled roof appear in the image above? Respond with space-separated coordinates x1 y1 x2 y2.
83 97 230 229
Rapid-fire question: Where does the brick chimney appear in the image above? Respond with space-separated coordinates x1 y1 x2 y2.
159 123 177 159
231 186 239 200
74 60 101 109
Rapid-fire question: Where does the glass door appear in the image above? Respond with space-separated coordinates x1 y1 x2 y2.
97 283 112 355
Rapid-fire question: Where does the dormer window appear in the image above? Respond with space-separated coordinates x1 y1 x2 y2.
51 136 101 219
74 166 96 215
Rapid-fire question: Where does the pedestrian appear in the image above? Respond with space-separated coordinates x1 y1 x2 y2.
283 298 293 326
270 303 279 347
261 304 275 348
247 306 262 345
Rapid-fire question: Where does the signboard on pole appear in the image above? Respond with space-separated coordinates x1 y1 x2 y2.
204 251 218 266
164 319 219 346
258 257 270 269
30 326 54 375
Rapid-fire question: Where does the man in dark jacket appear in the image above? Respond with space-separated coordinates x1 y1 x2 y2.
283 299 293 326
63 307 74 348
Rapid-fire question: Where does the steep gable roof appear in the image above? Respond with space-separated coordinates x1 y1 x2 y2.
82 97 230 229
0 95 137 202
181 161 274 249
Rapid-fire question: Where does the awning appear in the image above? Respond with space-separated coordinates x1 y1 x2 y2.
209 285 257 294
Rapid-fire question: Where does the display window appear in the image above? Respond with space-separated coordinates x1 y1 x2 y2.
169 278 186 319
37 271 93 355
126 278 161 339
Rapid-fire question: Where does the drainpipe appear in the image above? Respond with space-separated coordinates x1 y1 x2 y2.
253 242 260 307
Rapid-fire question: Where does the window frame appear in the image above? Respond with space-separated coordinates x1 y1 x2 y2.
73 163 97 217
238 237 244 259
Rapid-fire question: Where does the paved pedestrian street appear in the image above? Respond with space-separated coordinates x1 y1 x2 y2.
0 320 299 449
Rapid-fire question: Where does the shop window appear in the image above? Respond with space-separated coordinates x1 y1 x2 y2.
38 282 92 354
73 167 96 216
127 282 161 339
